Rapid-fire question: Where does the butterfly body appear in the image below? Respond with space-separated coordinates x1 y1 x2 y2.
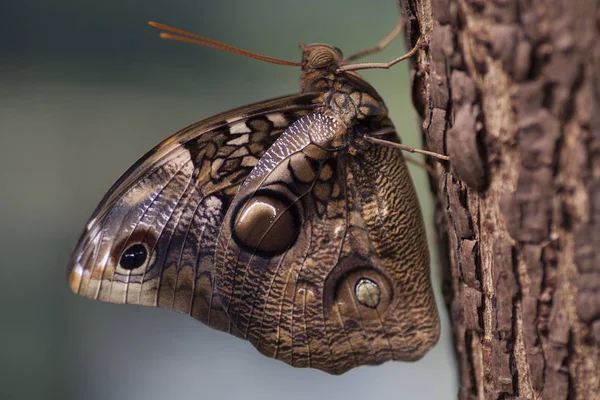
68 43 439 374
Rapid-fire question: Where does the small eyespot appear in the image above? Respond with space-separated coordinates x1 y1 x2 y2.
324 263 393 320
355 278 381 308
119 243 148 270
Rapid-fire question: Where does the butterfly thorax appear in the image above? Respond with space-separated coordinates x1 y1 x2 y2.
298 43 389 129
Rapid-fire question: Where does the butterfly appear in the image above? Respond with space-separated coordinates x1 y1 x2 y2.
66 19 442 375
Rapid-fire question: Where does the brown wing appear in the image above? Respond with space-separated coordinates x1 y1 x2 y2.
66 93 323 333
215 114 440 374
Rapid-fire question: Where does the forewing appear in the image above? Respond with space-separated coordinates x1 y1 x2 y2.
67 93 322 333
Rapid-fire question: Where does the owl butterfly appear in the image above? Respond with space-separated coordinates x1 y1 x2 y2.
67 19 443 375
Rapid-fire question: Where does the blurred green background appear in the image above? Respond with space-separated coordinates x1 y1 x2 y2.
0 0 456 399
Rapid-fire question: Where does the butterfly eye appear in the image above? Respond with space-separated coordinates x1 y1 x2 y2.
119 243 148 270
355 278 381 308
232 190 300 256
308 49 335 68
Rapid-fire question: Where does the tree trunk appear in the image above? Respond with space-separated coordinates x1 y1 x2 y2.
399 0 600 398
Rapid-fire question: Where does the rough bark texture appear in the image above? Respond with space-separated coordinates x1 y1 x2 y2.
399 0 600 398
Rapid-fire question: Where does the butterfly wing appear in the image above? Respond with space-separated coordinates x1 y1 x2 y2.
215 113 440 373
67 93 323 333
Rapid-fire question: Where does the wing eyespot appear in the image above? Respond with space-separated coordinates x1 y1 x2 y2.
110 232 159 275
354 278 381 308
333 268 392 317
323 258 394 320
231 189 300 257
119 243 148 271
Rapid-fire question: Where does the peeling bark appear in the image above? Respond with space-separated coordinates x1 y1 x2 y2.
399 0 600 398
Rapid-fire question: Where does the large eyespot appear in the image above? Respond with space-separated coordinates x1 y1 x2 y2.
119 243 148 270
231 190 300 257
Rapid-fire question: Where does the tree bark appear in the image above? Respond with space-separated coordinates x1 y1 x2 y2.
399 0 600 398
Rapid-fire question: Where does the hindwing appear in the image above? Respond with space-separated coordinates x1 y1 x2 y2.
214 114 439 374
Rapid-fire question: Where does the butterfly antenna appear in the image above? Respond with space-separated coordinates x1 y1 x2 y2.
148 21 302 67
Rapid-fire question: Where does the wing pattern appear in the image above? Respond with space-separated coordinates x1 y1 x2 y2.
214 113 438 374
68 94 322 332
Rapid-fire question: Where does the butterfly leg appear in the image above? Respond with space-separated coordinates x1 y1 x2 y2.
362 127 450 162
343 16 405 63
337 37 422 73
365 135 449 162
403 155 437 175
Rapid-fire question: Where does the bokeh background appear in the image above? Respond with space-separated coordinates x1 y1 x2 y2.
0 0 457 399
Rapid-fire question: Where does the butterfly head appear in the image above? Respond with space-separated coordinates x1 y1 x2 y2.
299 43 344 71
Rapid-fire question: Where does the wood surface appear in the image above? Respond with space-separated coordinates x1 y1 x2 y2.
400 0 600 397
